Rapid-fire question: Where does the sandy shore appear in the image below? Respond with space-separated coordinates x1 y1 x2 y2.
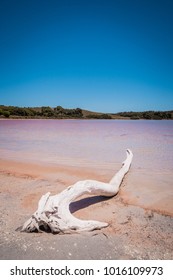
0 159 173 260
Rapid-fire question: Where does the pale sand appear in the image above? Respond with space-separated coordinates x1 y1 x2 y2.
0 159 173 259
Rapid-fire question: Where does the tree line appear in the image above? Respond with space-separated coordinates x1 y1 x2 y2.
0 105 172 120
0 105 83 119
114 110 173 120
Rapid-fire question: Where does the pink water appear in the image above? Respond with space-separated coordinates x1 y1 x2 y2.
0 119 173 214
0 119 173 169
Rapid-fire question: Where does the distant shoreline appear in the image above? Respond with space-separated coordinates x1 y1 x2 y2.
0 105 173 120
0 117 173 121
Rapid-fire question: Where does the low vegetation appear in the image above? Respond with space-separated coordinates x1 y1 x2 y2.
114 111 173 120
0 105 172 120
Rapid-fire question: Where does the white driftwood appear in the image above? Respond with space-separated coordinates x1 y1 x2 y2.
21 149 133 234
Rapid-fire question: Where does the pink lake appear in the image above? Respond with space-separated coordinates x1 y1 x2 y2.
0 119 173 215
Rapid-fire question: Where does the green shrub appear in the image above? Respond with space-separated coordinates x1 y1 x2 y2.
3 111 10 118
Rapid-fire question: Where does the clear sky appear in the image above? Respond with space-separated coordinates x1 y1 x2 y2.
0 0 173 112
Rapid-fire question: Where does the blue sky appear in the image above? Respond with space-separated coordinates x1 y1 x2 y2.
0 0 173 112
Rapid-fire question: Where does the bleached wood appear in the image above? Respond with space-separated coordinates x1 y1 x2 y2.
21 149 133 234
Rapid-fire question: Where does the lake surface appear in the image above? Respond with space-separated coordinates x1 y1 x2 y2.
0 119 173 214
0 119 173 169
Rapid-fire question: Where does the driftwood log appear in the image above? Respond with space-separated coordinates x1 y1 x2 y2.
21 149 133 234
